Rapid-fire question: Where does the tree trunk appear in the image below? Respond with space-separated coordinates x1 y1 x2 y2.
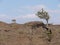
46 19 48 27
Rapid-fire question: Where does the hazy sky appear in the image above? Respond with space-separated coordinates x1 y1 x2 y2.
0 0 60 24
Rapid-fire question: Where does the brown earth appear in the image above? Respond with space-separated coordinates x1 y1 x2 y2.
0 21 60 45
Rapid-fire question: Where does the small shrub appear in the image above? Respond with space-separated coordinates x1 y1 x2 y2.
4 30 10 32
45 29 52 42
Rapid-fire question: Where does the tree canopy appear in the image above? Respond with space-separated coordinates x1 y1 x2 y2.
36 8 50 26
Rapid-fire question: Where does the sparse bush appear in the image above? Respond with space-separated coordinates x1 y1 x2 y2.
45 29 52 42
4 30 10 32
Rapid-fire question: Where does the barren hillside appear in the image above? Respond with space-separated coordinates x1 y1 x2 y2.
0 21 60 45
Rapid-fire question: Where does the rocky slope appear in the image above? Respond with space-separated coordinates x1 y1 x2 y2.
0 21 60 45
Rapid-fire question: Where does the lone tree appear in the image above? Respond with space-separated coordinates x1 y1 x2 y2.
36 8 50 26
36 8 52 42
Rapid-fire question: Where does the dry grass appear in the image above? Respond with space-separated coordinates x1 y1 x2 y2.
0 21 60 45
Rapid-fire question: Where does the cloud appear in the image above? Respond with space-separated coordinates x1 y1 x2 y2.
47 9 60 14
26 5 46 10
0 14 38 21
19 4 60 14
14 14 38 19
47 4 60 14
58 4 60 8
24 4 60 14
0 14 14 20
15 4 60 22
19 4 47 12
0 14 8 19
1 4 60 20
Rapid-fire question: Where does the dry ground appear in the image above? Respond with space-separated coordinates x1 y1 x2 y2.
0 21 60 45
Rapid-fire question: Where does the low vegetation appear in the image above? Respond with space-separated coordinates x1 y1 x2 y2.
0 21 59 45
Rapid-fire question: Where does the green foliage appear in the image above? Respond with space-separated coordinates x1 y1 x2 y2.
36 8 50 26
45 29 52 42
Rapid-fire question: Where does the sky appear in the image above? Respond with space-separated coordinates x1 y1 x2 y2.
0 0 60 24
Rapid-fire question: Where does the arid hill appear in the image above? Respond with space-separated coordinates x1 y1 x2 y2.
0 21 60 45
